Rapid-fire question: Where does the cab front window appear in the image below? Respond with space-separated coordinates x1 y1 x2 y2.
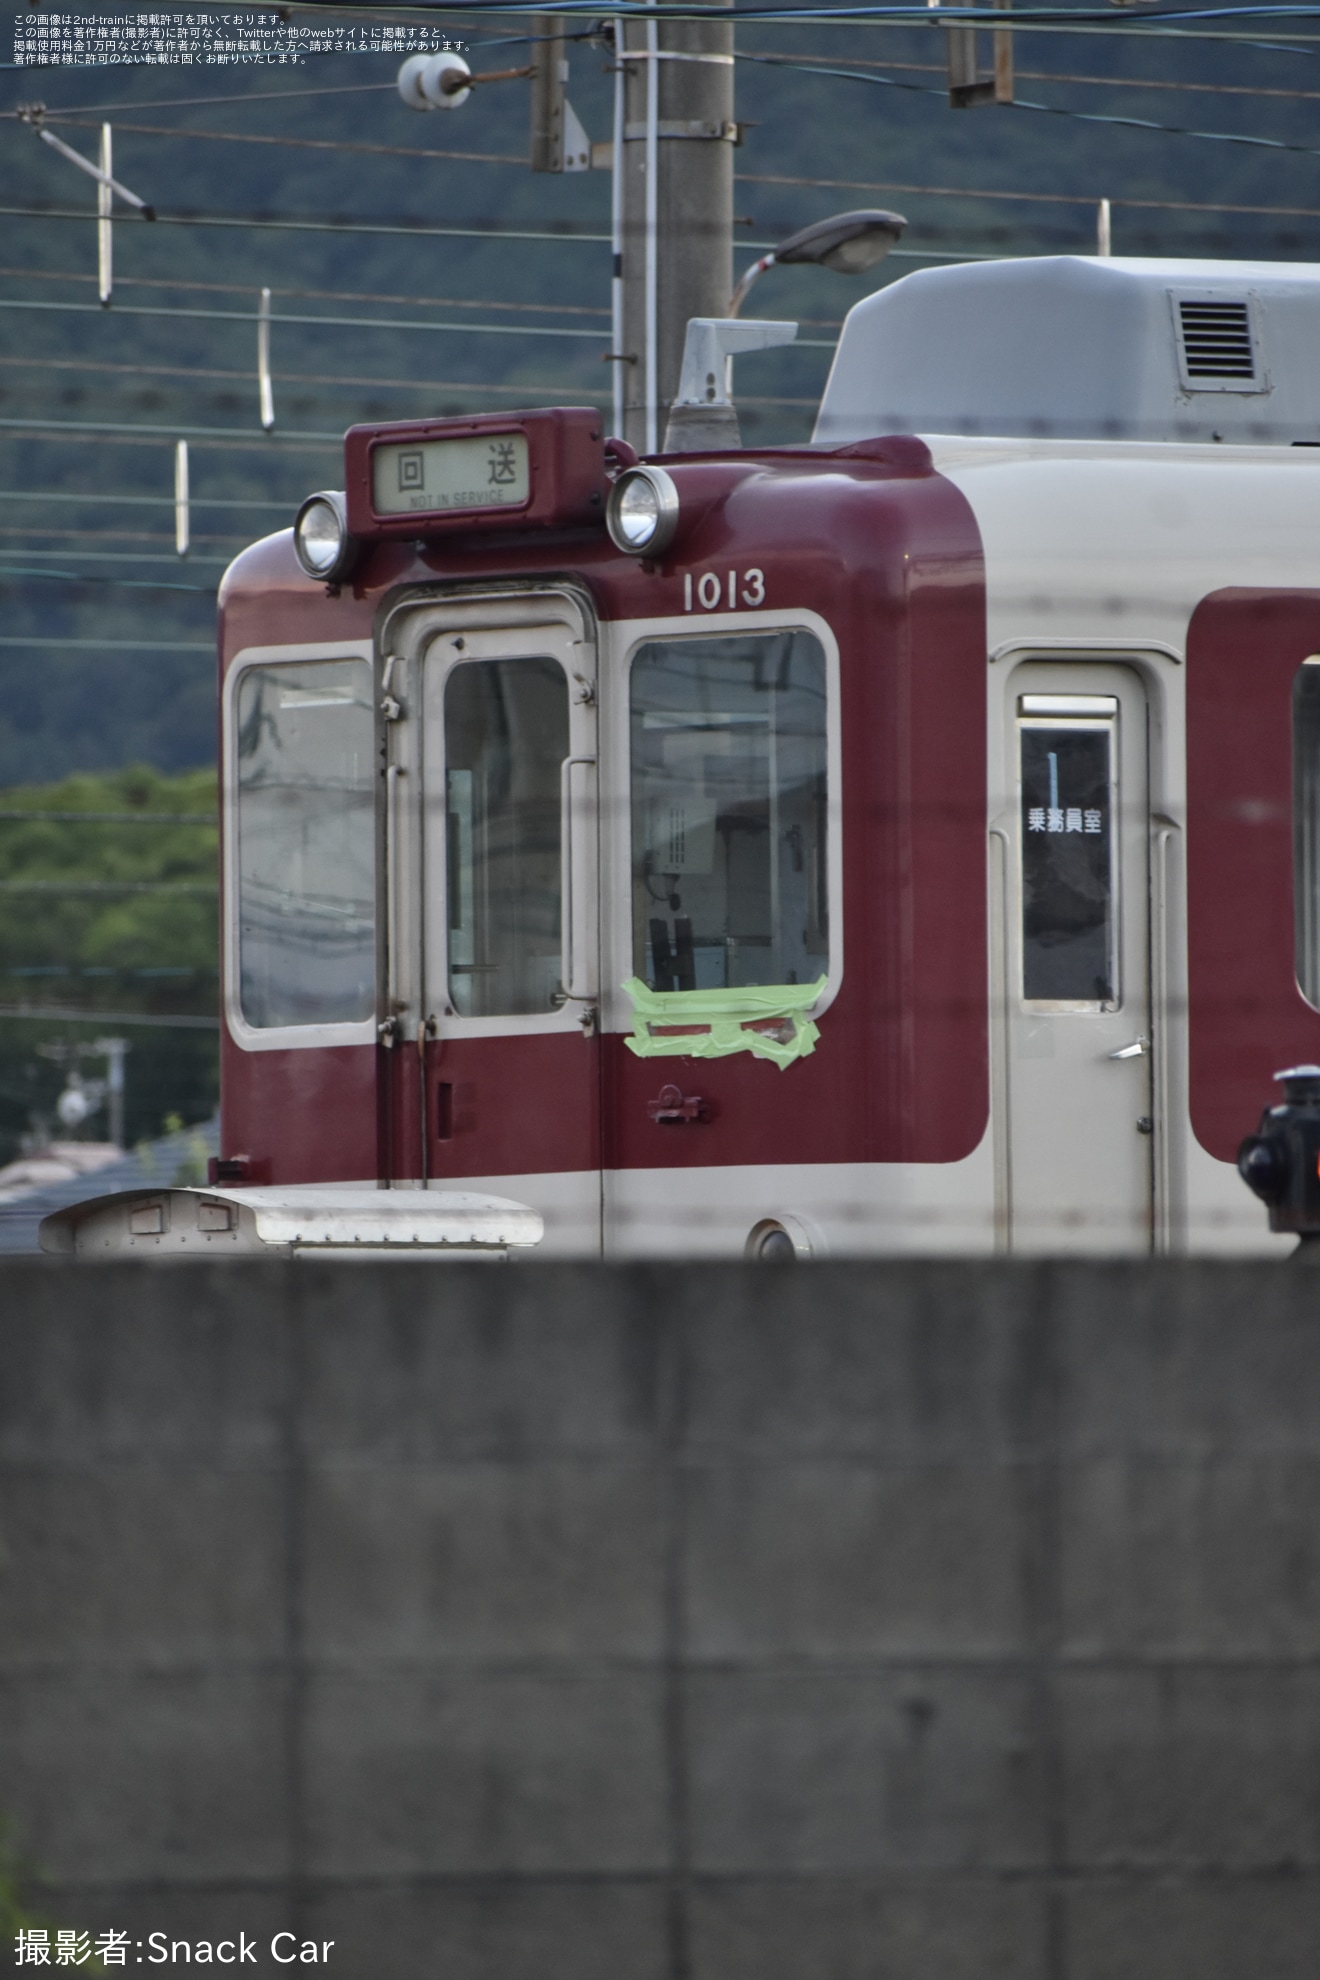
234 657 375 1030
629 630 828 991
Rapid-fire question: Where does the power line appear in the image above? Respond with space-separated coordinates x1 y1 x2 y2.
0 639 213 652
0 811 213 823
0 491 295 511
0 1005 219 1029
0 565 215 594
0 297 615 342
7 966 207 976
0 880 214 892
0 81 402 117
0 353 617 399
0 544 241 563
0 266 614 319
0 416 344 445
749 46 1320 100
0 204 612 246
734 167 1320 223
34 113 529 169
0 530 245 546
737 48 1320 159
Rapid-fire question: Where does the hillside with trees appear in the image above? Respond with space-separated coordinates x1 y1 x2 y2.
0 765 216 1157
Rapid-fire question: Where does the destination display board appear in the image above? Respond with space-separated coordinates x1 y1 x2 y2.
344 409 607 540
371 433 531 517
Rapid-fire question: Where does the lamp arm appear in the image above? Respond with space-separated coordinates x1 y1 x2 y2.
726 253 777 320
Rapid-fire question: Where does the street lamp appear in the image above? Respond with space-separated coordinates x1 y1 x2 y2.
728 209 907 318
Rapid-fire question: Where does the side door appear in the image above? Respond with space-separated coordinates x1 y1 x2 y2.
382 604 601 1253
997 661 1154 1252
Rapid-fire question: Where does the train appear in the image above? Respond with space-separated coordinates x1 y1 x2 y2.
80 251 1320 1259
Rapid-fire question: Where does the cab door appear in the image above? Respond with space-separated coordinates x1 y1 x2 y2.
381 600 601 1252
998 661 1154 1252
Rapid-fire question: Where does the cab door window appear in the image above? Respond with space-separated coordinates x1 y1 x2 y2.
444 655 569 1017
630 630 828 990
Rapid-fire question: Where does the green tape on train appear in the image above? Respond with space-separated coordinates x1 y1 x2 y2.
620 976 827 1070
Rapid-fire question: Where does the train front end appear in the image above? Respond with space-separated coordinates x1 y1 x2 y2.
214 404 991 1257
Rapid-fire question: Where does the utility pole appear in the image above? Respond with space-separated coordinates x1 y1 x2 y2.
401 19 733 453
617 3 735 454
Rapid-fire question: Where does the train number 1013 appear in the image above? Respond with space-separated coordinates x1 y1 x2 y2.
683 568 766 612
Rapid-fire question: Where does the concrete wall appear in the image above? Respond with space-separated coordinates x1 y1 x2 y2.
2 1259 1319 1980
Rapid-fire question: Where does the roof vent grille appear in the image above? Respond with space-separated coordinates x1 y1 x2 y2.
1176 297 1259 387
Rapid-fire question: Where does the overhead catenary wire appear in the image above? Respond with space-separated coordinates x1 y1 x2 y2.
0 353 626 397
0 534 242 551
27 114 529 169
746 48 1320 97
0 267 613 320
0 204 612 246
734 47 1320 160
0 880 215 893
0 547 235 565
0 416 347 445
0 347 615 378
0 811 214 823
0 491 300 511
0 1006 219 1029
0 414 603 448
0 639 214 651
0 81 405 118
0 565 215 593
0 297 619 342
730 166 1320 223
0 562 215 590
6 966 206 974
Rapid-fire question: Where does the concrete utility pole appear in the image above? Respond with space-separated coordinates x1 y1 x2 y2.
530 17 592 171
617 3 735 454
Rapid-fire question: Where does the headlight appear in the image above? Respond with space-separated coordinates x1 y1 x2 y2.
605 465 680 558
293 491 357 582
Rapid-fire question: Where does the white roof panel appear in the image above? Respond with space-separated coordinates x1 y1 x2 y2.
814 256 1320 446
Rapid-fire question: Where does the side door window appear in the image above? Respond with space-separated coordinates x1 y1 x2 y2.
1019 696 1119 1008
416 620 597 1037
443 655 570 1017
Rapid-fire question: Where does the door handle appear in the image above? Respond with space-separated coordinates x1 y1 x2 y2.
1108 1036 1149 1060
